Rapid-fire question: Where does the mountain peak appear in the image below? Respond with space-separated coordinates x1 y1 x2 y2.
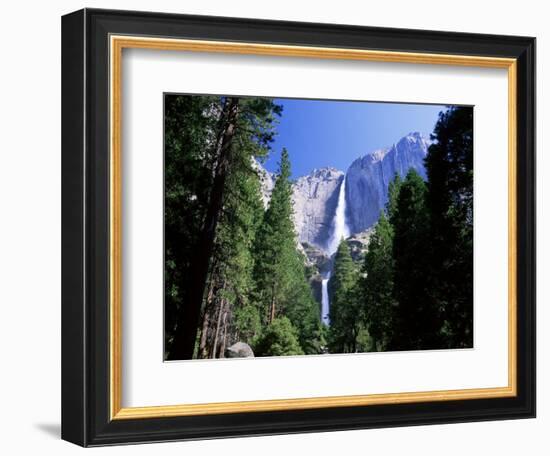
346 133 429 233
312 166 343 176
259 132 429 250
406 131 424 139
299 167 343 181
353 132 429 168
400 131 429 145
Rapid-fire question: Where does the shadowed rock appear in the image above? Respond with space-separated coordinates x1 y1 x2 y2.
225 342 254 358
292 168 344 249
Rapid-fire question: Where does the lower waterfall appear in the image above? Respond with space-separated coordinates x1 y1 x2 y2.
321 273 331 325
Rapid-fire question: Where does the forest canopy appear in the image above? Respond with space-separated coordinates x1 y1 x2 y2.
164 95 473 360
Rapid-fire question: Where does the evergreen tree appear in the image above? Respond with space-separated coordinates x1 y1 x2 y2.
425 106 473 348
165 96 473 359
254 317 304 357
198 153 266 358
164 95 219 358
390 169 440 350
196 98 282 359
386 173 403 220
359 173 402 351
253 149 322 354
283 250 323 354
253 148 296 323
166 95 282 360
361 211 395 351
328 239 361 353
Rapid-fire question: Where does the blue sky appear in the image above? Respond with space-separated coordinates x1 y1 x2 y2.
262 98 447 178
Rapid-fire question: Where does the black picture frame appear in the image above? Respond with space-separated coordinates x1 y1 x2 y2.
62 8 536 447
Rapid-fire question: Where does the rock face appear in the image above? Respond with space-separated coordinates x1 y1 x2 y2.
255 132 429 253
345 132 429 233
253 159 275 209
291 168 344 249
301 242 331 275
255 133 428 312
225 342 254 358
346 228 374 263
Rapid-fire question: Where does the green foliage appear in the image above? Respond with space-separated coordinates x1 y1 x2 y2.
233 304 262 342
252 149 323 354
328 240 362 353
424 106 474 348
386 173 403 219
165 95 473 359
283 254 323 354
253 148 296 324
164 95 219 355
361 211 395 351
210 145 265 347
199 96 283 357
390 169 441 350
253 317 305 357
355 326 373 352
164 94 283 359
361 106 474 352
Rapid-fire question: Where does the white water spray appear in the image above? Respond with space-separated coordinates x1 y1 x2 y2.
322 176 351 326
327 176 350 256
321 273 331 325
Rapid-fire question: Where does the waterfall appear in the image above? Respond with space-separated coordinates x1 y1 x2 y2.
322 176 351 326
327 176 350 256
321 273 331 325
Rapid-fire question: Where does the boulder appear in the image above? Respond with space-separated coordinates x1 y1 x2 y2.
225 342 254 358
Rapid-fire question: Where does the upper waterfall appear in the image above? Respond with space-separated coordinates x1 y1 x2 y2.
255 132 429 252
326 176 350 256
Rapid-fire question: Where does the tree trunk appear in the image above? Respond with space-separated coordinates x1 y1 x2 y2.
169 97 240 360
212 297 225 359
269 281 276 323
219 309 228 358
198 275 218 359
198 312 210 359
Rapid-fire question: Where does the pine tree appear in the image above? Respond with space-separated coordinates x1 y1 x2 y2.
283 250 323 354
390 169 440 350
386 173 403 219
166 95 282 360
358 173 402 351
196 98 283 359
328 239 361 353
425 106 473 348
254 317 304 357
198 153 266 358
169 96 241 360
253 148 296 323
252 149 322 354
164 95 219 358
361 211 395 351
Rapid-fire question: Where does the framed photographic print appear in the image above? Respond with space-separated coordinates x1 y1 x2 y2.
61 8 536 447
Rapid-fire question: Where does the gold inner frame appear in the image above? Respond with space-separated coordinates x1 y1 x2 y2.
109 35 518 420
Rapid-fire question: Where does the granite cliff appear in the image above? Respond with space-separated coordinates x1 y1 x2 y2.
345 132 429 233
257 131 429 256
291 168 344 249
